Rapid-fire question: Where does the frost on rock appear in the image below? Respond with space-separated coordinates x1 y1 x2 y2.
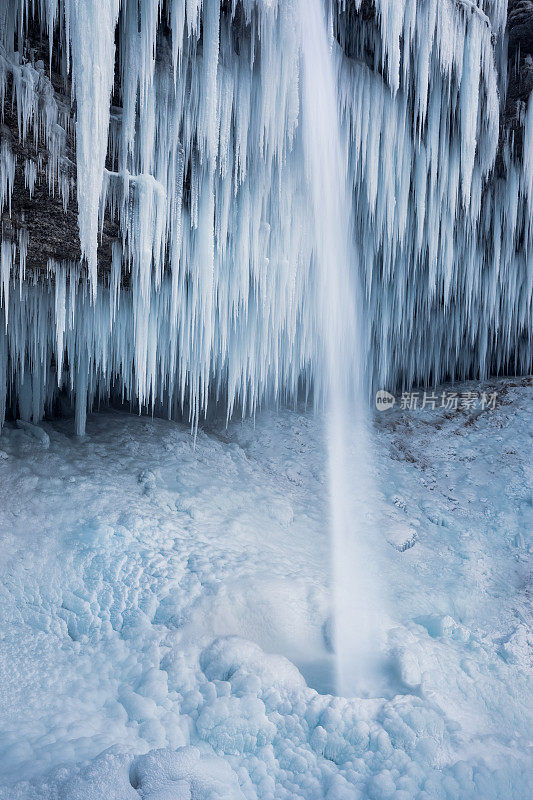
0 0 531 434
15 418 50 448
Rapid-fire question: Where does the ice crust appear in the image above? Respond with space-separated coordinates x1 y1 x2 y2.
0 381 531 798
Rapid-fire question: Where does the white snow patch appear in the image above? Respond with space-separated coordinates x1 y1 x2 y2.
0 380 531 798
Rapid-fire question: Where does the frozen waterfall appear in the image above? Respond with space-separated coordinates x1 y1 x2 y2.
0 0 532 433
1 5 531 692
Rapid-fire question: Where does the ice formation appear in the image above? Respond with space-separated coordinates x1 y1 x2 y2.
0 0 532 434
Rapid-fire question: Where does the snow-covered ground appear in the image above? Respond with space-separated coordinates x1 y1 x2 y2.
0 378 531 799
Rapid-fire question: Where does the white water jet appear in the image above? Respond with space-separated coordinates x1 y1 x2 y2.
298 0 383 696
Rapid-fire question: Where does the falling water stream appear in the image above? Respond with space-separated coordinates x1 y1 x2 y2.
299 0 382 696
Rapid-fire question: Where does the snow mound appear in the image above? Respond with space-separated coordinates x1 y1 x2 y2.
200 636 307 694
130 747 247 800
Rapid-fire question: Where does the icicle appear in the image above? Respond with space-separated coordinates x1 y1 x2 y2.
0 240 14 329
66 0 120 298
522 93 533 209
54 265 66 385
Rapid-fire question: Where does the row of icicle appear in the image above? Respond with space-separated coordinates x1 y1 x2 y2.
0 0 531 433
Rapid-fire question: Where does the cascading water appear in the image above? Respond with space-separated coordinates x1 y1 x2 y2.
299 0 382 696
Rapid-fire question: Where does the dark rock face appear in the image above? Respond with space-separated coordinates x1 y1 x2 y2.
508 0 533 56
1 1 532 278
335 0 380 70
503 0 533 155
1 109 80 271
0 78 118 276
